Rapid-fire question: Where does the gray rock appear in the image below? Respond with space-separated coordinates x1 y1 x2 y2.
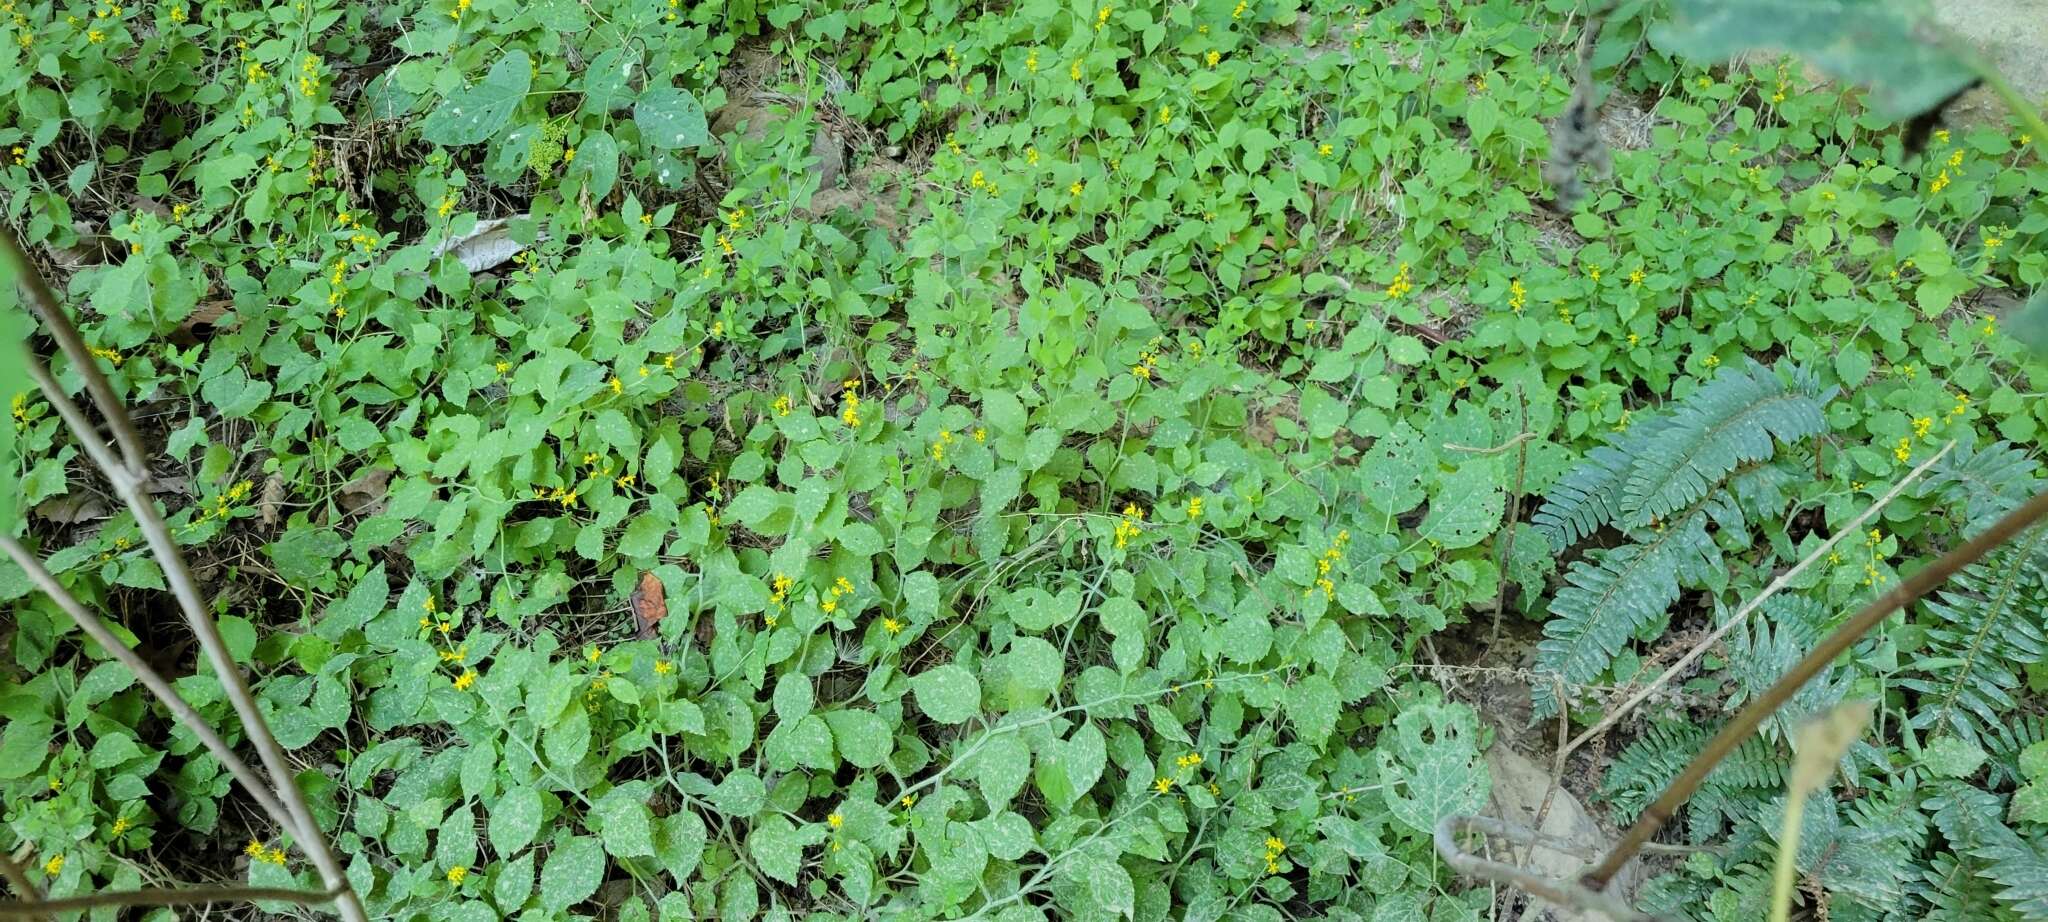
1934 0 2048 130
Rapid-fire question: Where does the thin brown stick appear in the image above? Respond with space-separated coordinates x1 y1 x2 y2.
1583 485 2048 889
1563 440 1953 757
6 224 369 922
0 883 341 917
0 535 299 831
0 229 147 474
0 854 46 922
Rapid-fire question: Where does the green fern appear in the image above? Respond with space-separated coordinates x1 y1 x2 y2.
1617 360 1832 530
1531 360 1830 704
1921 434 2042 521
1931 786 2048 917
1899 532 2048 748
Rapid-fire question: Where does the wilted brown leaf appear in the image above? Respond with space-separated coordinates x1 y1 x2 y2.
631 571 667 640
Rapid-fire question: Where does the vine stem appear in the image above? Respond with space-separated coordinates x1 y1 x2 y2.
2 227 368 922
1582 484 2048 889
1562 439 1953 756
0 884 342 917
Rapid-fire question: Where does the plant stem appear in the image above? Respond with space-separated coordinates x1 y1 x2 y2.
0 883 341 917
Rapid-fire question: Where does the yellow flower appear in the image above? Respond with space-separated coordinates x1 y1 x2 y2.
654 660 672 675
900 795 917 807
1232 0 1247 18
1025 49 1037 73
168 4 185 21
494 361 510 375
1981 314 1996 336
449 0 468 18
970 169 985 188
452 670 477 690
1070 59 1082 81
1628 268 1645 287
264 848 287 866
827 813 843 828
446 866 468 885
1948 148 1964 169
1205 50 1220 67
586 646 602 663
1384 262 1413 299
882 617 903 633
1912 416 1933 438
1701 354 1720 369
1929 169 1950 194
1094 4 1109 29
1318 143 1333 156
111 817 132 835
1186 496 1203 519
1587 265 1601 282
43 855 63 875
1154 777 1174 794
973 427 986 443
1070 180 1084 197
245 839 266 859
609 376 623 396
822 598 838 614
1508 279 1526 312
87 28 103 41
1893 437 1911 463
1159 106 1172 125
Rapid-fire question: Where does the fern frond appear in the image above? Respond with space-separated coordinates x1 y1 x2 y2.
1728 596 1849 742
1617 359 1831 530
1922 433 2043 521
1900 529 2048 747
1531 416 1671 547
1931 786 2048 917
1536 508 1720 695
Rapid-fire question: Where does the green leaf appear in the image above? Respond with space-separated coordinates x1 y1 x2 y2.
1923 736 1987 778
490 787 544 855
1287 674 1341 746
747 815 805 885
594 787 657 858
1418 462 1505 549
973 735 1032 809
1034 721 1105 811
537 835 605 912
421 51 532 146
635 87 709 149
912 664 981 724
1652 0 1978 118
824 710 893 769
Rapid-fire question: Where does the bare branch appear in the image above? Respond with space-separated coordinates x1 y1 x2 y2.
0 228 147 474
0 535 299 834
0 883 342 917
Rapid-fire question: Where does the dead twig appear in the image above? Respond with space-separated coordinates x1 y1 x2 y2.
0 884 343 917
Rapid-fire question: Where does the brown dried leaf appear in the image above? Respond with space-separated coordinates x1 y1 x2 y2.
631 571 667 640
259 474 286 527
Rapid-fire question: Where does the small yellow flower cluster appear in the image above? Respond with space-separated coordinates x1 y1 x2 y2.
840 379 862 427
446 866 468 885
1627 267 1645 287
1912 416 1934 439
1070 59 1082 82
1159 106 1172 126
43 854 63 875
1318 142 1333 156
773 394 793 416
1860 528 1889 587
1306 530 1350 597
10 146 25 166
1384 262 1412 299
1893 437 1911 463
881 615 903 634
299 55 320 97
1132 346 1158 380
1113 503 1145 549
1186 496 1203 520
828 812 843 829
11 393 29 429
944 43 958 70
1232 0 1248 19
1769 62 1789 105
438 646 466 663
973 427 987 443
725 208 746 229
111 816 132 835
1981 314 1996 337
449 0 468 19
1205 50 1220 67
654 659 673 675
244 839 287 866
768 573 794 624
168 4 184 21
1508 279 1526 313
90 345 124 366
822 576 855 615
1701 354 1721 369
717 233 733 255
1947 391 1969 420
1025 49 1038 73
452 669 477 690
1929 169 1950 195
533 484 579 507
931 429 954 462
437 195 456 217
609 375 623 396
1983 231 2004 252
1262 836 1286 874
1070 180 1084 197
1094 4 1109 29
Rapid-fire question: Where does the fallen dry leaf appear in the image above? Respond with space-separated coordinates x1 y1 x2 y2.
259 474 286 527
630 571 667 640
